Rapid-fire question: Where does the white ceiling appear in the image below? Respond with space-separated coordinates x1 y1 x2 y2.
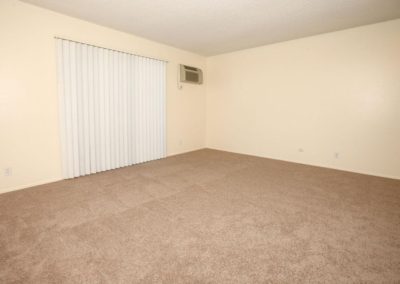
21 0 400 56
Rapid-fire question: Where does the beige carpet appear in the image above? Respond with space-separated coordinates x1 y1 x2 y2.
1 149 399 283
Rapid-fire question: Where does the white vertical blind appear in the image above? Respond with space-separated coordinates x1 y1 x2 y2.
56 38 167 179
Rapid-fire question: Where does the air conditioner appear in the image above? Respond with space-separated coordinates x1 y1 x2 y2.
180 64 203 84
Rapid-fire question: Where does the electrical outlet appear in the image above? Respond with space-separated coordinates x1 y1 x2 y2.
4 168 12 177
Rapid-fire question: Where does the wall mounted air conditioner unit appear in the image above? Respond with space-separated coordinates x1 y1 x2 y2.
180 64 203 84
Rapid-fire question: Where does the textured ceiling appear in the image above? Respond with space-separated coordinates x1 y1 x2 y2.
21 0 400 55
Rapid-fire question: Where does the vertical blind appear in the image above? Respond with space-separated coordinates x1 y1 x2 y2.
56 38 167 179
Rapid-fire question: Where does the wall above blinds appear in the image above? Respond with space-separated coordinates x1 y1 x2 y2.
56 38 167 179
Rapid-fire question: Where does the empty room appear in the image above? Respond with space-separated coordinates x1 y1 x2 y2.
1 0 400 282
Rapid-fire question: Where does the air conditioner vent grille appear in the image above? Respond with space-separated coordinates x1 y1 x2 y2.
180 64 203 84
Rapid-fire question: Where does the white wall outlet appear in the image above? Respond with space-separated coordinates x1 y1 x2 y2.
4 168 12 177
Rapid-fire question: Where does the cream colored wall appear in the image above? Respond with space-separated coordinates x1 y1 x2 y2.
0 0 206 193
206 19 400 179
1 1 399 194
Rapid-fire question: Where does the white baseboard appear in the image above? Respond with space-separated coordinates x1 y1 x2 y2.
0 178 63 195
0 149 204 195
206 147 400 181
167 147 207 157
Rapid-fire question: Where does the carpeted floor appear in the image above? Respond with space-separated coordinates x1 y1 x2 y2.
0 149 399 283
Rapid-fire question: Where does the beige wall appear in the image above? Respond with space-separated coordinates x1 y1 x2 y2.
206 19 400 179
1 1 399 194
0 0 206 193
